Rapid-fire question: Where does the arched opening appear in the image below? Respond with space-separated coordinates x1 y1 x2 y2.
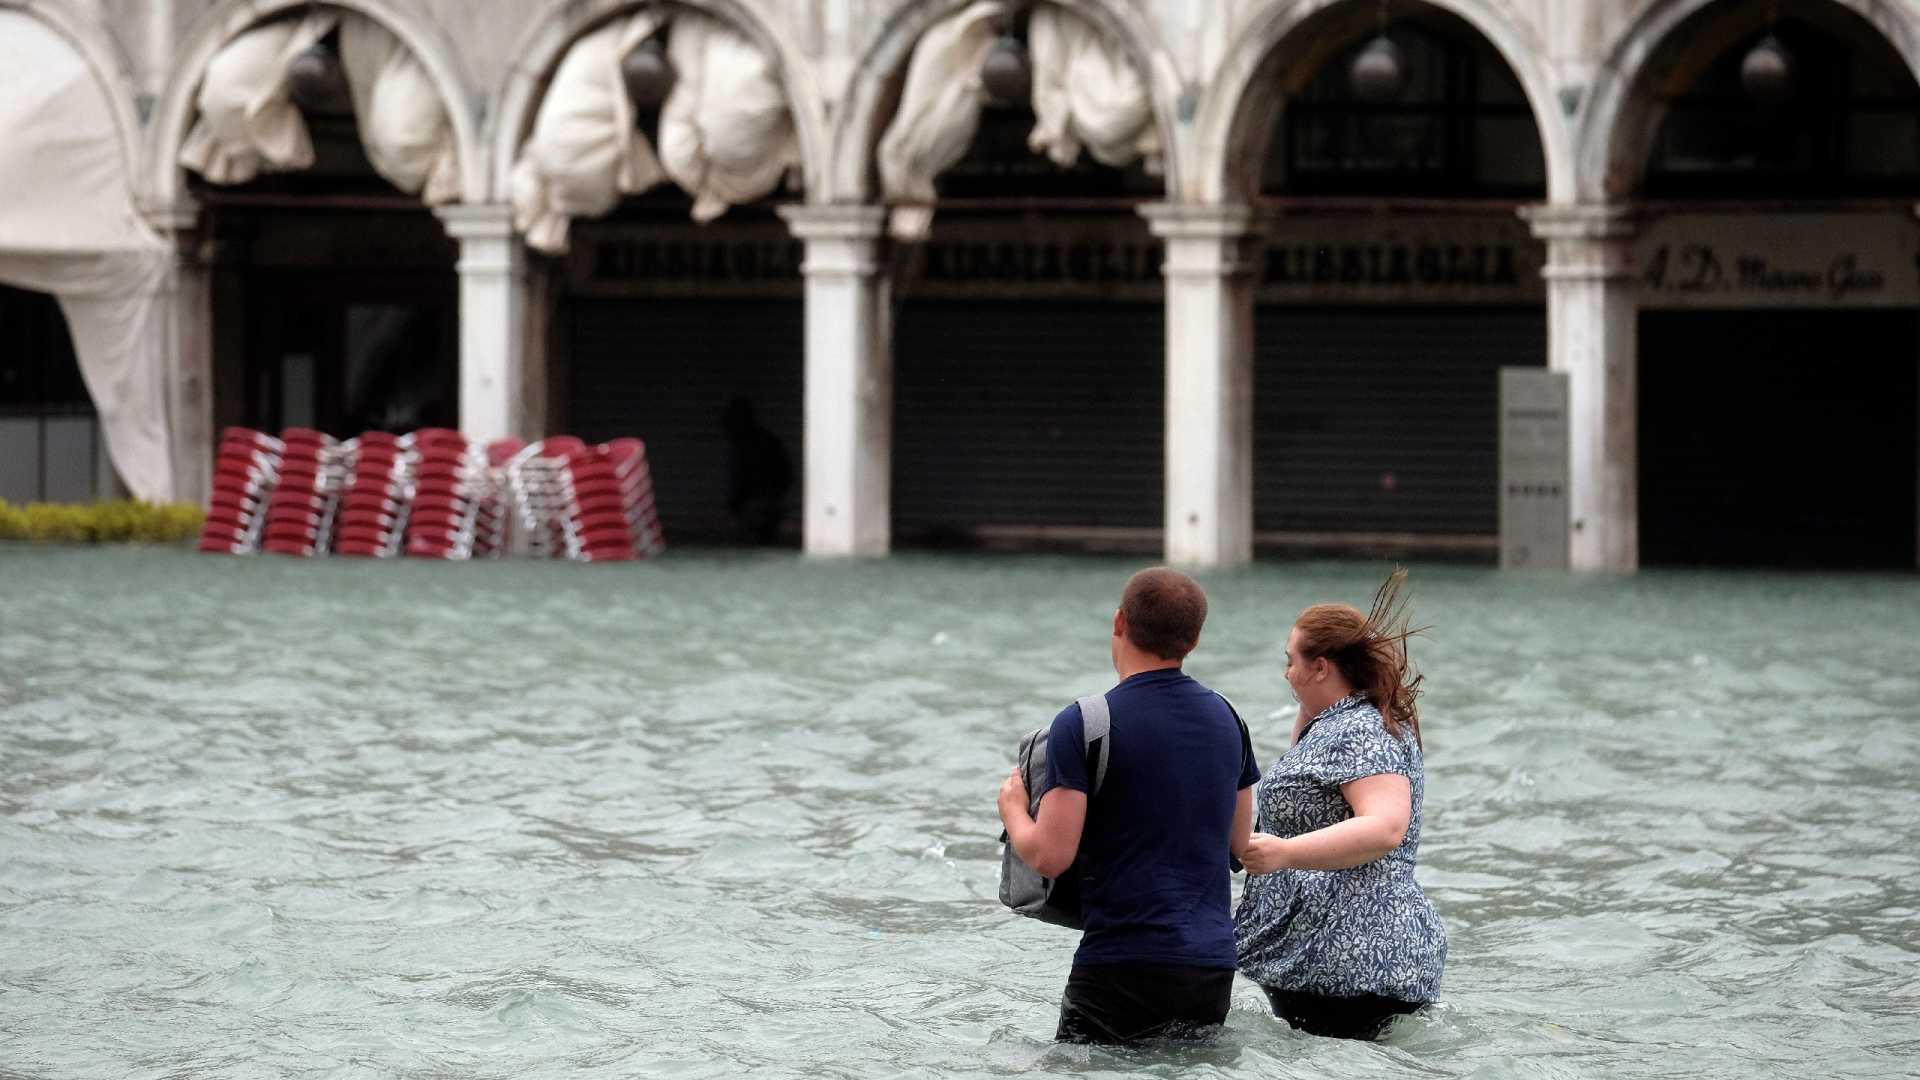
516 5 810 544
0 6 166 503
1622 2 1920 568
188 10 461 443
863 1 1172 550
1240 2 1548 555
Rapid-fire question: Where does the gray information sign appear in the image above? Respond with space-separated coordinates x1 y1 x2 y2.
1499 368 1570 570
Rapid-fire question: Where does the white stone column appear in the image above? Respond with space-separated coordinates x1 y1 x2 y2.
149 200 211 507
436 204 533 444
1141 203 1259 570
1523 204 1640 573
778 204 892 558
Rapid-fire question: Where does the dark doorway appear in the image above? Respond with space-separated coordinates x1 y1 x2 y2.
1639 309 1919 568
0 284 101 502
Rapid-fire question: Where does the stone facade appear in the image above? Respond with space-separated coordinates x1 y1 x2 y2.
9 0 1920 569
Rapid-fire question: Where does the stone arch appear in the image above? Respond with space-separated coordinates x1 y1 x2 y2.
487 0 831 205
828 0 1184 204
1191 0 1573 204
144 0 486 211
1577 0 1920 203
1 0 145 205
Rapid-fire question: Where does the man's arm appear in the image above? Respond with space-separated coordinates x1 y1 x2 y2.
1231 786 1255 862
998 767 1087 879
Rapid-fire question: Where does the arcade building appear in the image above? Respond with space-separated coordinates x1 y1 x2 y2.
2 0 1916 570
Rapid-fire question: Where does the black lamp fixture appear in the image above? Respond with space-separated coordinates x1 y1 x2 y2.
287 37 344 112
979 5 1033 106
623 35 677 108
1349 1 1407 103
1741 33 1795 105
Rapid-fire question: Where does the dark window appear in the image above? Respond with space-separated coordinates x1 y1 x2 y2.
1646 21 1920 198
1267 19 1545 197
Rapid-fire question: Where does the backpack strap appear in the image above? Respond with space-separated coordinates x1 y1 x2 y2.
1215 690 1252 742
1075 693 1111 796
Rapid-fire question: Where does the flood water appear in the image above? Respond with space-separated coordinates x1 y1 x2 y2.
2 546 1916 1078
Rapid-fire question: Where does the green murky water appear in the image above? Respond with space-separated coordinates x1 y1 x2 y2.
2 546 1916 1077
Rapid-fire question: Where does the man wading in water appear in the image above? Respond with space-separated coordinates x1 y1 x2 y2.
997 568 1261 1044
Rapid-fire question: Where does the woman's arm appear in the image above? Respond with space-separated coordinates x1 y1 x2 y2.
1238 773 1412 873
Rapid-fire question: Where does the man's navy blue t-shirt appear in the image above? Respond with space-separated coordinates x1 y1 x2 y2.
1042 667 1261 970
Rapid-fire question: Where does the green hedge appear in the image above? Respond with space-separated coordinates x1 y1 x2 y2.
0 499 205 544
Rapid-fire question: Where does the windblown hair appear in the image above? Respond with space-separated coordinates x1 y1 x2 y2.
1293 568 1428 746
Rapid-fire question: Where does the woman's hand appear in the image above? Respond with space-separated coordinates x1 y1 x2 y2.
1239 832 1293 875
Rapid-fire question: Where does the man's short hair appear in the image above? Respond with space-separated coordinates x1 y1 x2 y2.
1119 567 1208 660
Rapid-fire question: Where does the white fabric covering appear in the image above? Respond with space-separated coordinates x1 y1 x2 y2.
509 11 667 254
656 10 802 223
1025 6 1162 173
179 12 462 203
178 12 336 184
876 3 1160 242
339 15 462 205
876 1 1005 242
0 12 174 502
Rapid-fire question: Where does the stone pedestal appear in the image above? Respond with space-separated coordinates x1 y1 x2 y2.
1523 204 1640 573
437 205 536 444
779 204 892 558
1141 203 1259 570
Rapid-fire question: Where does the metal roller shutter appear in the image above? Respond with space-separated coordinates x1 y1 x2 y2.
1639 309 1918 568
893 300 1164 537
567 298 804 540
1254 306 1546 536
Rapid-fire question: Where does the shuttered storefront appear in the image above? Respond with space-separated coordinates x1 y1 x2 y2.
1639 309 1918 568
892 300 1163 540
566 297 803 541
1253 306 1546 538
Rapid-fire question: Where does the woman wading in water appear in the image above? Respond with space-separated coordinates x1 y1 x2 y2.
1234 570 1445 1039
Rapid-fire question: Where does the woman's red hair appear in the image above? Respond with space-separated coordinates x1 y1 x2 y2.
1293 568 1427 747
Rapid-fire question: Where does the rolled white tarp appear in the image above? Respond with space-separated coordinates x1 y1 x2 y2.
656 10 802 223
875 1 1005 242
0 11 174 502
178 11 337 185
509 11 667 254
1026 5 1162 174
339 14 462 205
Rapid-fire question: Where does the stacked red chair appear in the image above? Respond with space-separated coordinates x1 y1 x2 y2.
554 439 665 561
477 439 527 556
502 437 586 559
403 429 494 559
260 428 343 557
199 427 283 554
334 432 417 558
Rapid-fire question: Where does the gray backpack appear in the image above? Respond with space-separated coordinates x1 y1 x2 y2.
997 690 1251 929
998 693 1112 929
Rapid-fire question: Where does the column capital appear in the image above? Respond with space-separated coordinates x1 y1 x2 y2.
142 198 201 235
1139 203 1261 279
435 203 518 242
1137 202 1259 240
1519 202 1640 242
777 203 888 242
780 204 886 277
1521 203 1640 283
